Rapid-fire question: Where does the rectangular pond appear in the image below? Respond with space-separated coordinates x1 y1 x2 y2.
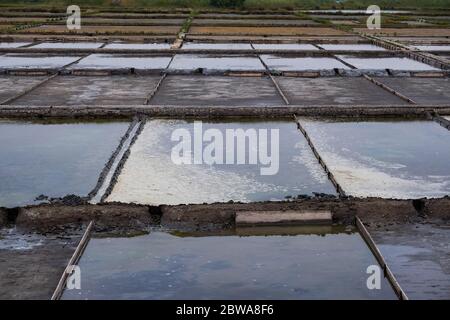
299 118 450 199
181 43 253 50
168 54 265 73
106 119 337 205
252 44 318 51
260 55 350 72
103 43 171 50
317 44 385 51
69 54 172 70
276 77 405 105
370 222 450 300
412 45 450 51
0 120 129 208
0 54 81 70
0 75 47 102
373 77 450 105
61 227 396 300
0 42 30 48
336 55 440 71
12 75 161 106
150 75 284 106
30 42 104 49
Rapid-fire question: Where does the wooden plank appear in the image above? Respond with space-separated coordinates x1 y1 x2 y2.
50 220 94 300
356 216 409 300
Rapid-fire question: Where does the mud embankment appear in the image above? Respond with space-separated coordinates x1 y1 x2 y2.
3 197 450 234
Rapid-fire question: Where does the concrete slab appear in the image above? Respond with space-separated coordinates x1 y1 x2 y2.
106 119 337 205
261 55 350 71
12 75 161 106
0 120 129 207
0 54 81 70
0 75 47 102
373 77 450 105
168 54 265 72
150 75 283 106
30 42 104 49
69 54 171 70
277 77 405 105
236 210 332 226
300 119 450 199
336 55 440 71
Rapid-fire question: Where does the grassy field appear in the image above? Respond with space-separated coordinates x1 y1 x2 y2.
0 0 449 10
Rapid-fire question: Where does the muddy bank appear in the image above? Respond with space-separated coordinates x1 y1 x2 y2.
16 203 153 234
0 228 81 299
9 197 450 233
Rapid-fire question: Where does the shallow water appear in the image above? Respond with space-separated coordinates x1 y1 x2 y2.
62 228 396 300
70 54 171 70
168 54 265 71
104 43 171 50
182 43 253 50
371 223 450 299
0 228 44 250
0 54 81 69
253 43 318 50
300 119 450 199
260 55 350 71
413 45 450 51
30 42 104 49
0 42 30 48
336 55 440 71
107 119 336 205
0 120 129 207
318 44 385 51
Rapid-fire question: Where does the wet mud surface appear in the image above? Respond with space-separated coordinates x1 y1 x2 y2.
0 75 47 102
0 227 81 300
12 75 161 106
373 77 450 105
151 75 284 106
368 221 450 299
277 77 406 105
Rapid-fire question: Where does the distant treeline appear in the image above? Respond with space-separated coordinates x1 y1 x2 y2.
1 0 449 9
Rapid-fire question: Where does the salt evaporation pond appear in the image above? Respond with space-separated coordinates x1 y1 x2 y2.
62 227 396 300
299 118 450 199
0 120 129 207
106 119 337 205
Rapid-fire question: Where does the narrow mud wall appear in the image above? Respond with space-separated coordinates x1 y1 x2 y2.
10 197 450 233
